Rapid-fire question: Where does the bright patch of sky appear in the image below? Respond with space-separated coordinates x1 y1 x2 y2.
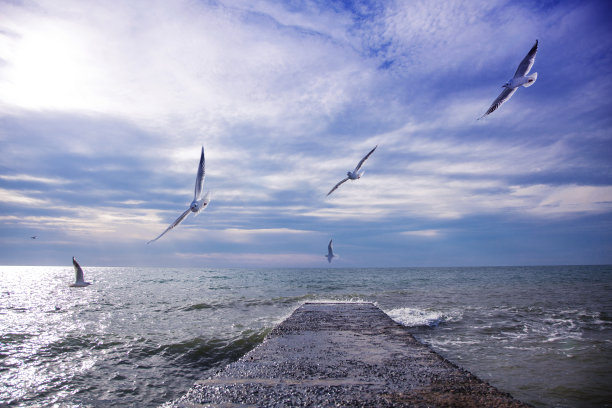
1 0 611 267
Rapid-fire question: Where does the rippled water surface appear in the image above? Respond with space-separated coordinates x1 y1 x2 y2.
1 265 610 407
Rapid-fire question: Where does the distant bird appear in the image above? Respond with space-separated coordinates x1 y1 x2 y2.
148 146 210 244
326 239 336 263
30 236 37 239
327 145 377 196
70 257 91 287
479 39 538 119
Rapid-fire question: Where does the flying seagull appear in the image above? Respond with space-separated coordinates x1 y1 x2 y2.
327 145 377 196
326 239 336 263
70 257 91 287
148 146 211 244
30 236 37 239
479 39 538 119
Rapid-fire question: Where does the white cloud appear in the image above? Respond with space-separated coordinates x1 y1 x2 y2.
379 0 539 76
0 0 373 140
0 174 69 185
400 229 443 238
0 199 162 242
313 174 612 222
511 184 612 217
0 188 48 206
176 251 322 267
211 227 317 243
114 200 146 206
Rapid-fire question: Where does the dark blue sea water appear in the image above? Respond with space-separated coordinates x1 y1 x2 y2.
0 265 610 407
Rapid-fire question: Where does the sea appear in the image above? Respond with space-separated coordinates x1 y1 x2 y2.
0 265 610 407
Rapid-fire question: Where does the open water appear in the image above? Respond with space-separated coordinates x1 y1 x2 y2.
0 265 610 407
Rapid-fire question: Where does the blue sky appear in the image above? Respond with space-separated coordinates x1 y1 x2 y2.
1 0 611 267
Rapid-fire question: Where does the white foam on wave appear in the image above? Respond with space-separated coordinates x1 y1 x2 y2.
386 307 460 328
268 297 371 327
306 297 369 304
463 306 600 345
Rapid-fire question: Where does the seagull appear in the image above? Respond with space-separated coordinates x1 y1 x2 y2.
479 39 538 119
70 257 91 287
148 146 210 244
327 145 377 196
30 236 37 239
326 239 336 263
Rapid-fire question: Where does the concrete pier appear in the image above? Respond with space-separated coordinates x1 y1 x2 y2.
166 302 529 407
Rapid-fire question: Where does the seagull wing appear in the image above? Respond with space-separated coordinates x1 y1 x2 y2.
327 177 349 196
479 87 517 119
514 39 538 78
147 208 191 244
353 145 377 172
73 257 84 282
194 146 206 201
328 239 334 256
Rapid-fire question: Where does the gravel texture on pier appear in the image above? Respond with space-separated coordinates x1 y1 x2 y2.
164 302 530 407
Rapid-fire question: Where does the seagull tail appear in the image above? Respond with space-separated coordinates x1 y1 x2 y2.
522 72 537 87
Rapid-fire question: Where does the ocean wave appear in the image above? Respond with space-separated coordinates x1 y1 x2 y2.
208 275 232 280
0 332 34 345
304 297 369 304
175 294 372 313
153 329 270 367
179 302 218 311
385 307 460 328
236 294 318 308
39 335 122 357
469 306 607 343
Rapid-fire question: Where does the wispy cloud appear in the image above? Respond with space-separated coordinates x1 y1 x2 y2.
512 184 612 218
213 227 317 243
400 229 443 238
0 187 49 206
176 251 322 267
0 174 69 185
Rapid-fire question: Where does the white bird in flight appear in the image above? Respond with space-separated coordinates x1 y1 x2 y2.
479 39 538 119
327 145 377 196
70 257 91 287
326 239 336 263
148 146 210 244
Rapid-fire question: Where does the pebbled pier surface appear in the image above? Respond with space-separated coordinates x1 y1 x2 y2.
164 302 529 407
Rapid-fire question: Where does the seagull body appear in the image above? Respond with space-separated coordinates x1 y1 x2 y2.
479 40 538 119
326 239 336 263
327 145 377 196
70 257 91 287
148 146 210 244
